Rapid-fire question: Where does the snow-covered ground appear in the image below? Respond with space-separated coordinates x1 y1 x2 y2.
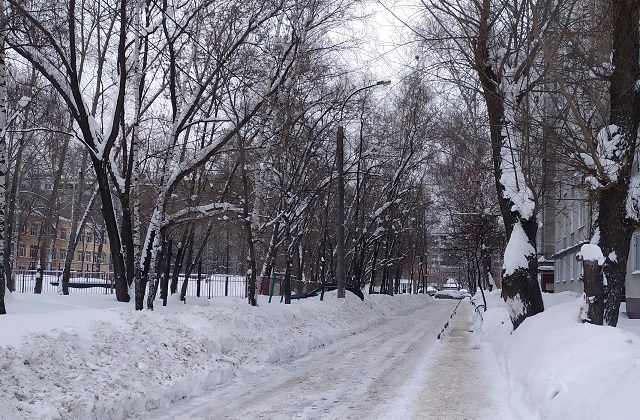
0 288 639 419
0 290 437 419
477 290 640 419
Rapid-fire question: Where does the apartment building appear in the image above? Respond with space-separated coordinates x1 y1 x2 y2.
10 214 111 278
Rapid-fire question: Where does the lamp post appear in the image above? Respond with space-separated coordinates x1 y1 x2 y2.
336 80 391 299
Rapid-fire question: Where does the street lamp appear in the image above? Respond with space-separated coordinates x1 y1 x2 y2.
336 80 391 299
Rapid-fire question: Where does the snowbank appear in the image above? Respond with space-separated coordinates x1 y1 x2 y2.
0 291 432 419
476 290 640 419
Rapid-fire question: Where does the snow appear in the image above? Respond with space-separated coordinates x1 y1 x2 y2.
477 290 640 419
577 243 605 264
502 221 535 275
585 125 626 189
0 291 431 419
2 288 640 419
626 170 640 220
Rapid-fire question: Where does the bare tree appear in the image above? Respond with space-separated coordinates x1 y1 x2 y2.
420 0 569 327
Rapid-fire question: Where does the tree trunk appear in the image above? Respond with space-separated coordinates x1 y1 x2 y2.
0 5 6 313
237 133 257 306
93 160 129 302
597 0 640 327
582 259 604 325
170 236 186 295
473 0 543 329
284 256 292 304
500 219 544 328
597 186 633 326
369 242 380 294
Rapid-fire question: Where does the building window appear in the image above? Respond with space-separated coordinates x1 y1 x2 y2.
29 245 38 258
578 204 586 228
19 243 26 257
570 255 575 281
10 243 15 256
20 223 27 235
101 232 107 245
31 223 39 236
101 253 107 264
79 230 85 242
60 249 67 261
569 211 575 234
85 252 92 264
60 228 67 240
50 247 56 260
576 259 583 281
77 251 84 261
86 231 93 243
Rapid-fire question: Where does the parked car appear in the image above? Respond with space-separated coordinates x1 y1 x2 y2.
459 288 472 298
426 286 438 296
434 289 465 300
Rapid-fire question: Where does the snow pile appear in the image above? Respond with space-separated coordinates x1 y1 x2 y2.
583 125 625 189
478 290 640 419
576 243 605 265
502 222 535 276
0 291 431 420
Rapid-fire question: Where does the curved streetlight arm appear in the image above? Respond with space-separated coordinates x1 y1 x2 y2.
339 80 391 118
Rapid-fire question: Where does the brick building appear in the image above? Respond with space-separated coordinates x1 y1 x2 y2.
10 214 112 279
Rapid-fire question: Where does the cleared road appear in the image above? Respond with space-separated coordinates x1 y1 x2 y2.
144 299 504 419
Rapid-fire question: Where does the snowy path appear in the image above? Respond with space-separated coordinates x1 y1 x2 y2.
411 303 511 420
142 299 510 420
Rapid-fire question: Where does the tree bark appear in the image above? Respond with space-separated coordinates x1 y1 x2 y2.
0 4 6 313
93 160 130 302
582 259 604 325
598 0 640 327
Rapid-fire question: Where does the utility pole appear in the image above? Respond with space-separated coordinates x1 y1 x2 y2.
336 80 391 299
336 125 346 298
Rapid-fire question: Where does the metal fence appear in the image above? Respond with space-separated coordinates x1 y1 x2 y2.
13 270 112 294
10 270 247 299
178 273 247 299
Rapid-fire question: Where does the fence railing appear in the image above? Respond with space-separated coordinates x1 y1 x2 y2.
177 273 247 299
10 270 248 299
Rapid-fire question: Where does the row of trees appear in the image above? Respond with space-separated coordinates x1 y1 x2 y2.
419 0 640 327
0 0 444 313
6 0 636 332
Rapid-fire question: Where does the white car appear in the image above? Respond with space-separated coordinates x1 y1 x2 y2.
434 289 465 300
459 288 472 298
